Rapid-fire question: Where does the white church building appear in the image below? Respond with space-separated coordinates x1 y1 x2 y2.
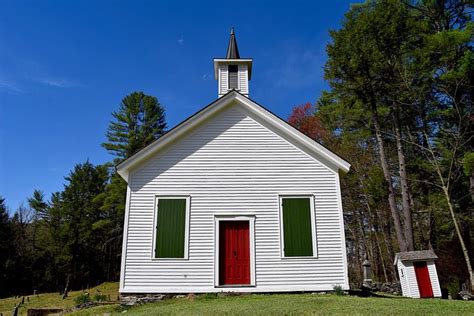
117 29 351 295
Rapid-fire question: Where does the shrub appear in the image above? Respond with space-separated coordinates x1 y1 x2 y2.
447 280 460 299
333 285 345 296
75 293 90 305
93 293 108 302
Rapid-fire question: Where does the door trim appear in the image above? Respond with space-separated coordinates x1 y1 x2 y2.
214 215 256 288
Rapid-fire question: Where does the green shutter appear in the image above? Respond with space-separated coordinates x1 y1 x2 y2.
282 198 313 257
155 198 186 258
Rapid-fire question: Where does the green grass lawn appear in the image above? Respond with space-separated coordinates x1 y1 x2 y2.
74 292 474 316
2 282 473 316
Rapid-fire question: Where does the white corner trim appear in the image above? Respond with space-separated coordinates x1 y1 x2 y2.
335 172 350 289
119 183 132 293
151 195 191 260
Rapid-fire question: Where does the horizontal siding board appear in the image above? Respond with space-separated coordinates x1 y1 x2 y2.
122 105 347 292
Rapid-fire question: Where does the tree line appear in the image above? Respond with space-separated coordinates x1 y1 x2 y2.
289 0 473 295
0 92 166 297
0 0 472 299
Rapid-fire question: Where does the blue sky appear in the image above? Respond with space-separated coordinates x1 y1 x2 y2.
0 0 355 211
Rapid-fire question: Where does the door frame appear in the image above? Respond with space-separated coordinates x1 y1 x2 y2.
214 215 256 287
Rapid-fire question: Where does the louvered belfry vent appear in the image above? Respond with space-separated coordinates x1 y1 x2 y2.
214 28 252 97
228 65 238 89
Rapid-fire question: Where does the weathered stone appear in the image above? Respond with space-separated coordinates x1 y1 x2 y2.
459 290 473 301
120 293 166 306
27 308 64 316
362 281 401 295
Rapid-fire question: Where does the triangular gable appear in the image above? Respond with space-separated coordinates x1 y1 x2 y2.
116 91 350 181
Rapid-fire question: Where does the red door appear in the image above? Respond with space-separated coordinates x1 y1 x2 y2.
219 221 250 285
414 261 433 298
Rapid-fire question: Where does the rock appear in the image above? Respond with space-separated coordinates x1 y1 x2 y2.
120 294 165 306
361 281 401 295
459 290 473 301
120 296 137 306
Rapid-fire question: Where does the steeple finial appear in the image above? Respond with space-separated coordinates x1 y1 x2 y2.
226 27 240 59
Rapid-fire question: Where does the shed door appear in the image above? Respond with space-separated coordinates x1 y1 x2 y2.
219 221 250 285
414 261 433 298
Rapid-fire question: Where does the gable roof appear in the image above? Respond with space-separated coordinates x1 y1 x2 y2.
394 250 438 265
116 91 351 181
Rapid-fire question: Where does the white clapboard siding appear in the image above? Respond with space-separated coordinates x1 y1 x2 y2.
397 261 410 297
218 64 228 96
427 261 442 297
404 262 420 298
238 64 248 95
121 104 347 293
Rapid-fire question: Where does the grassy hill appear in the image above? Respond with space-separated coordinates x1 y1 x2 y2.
0 282 119 315
1 283 473 315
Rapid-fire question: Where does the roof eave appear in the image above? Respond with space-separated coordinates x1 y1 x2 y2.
116 91 238 180
116 91 351 181
233 93 350 173
213 59 253 80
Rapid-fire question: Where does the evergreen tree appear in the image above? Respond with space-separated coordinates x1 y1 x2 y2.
102 91 167 161
98 91 168 281
28 190 48 221
60 161 109 289
318 0 472 291
0 197 13 297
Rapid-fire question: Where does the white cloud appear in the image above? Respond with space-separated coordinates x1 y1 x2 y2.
0 79 24 94
177 35 184 45
35 77 82 88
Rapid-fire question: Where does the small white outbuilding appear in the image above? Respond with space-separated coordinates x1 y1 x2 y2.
394 250 441 298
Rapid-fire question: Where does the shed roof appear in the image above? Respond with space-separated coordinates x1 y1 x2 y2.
394 250 438 265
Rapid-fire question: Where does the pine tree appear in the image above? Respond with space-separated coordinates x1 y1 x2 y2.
102 91 167 161
61 161 109 288
98 92 168 281
0 197 12 297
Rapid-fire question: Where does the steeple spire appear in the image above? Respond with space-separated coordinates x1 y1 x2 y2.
226 27 240 59
214 29 252 97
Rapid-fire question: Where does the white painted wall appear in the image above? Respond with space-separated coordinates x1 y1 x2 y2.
120 103 348 293
238 64 248 95
218 64 228 97
427 260 442 297
397 260 410 297
405 261 420 298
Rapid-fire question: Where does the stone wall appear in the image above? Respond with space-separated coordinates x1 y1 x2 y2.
363 281 401 295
